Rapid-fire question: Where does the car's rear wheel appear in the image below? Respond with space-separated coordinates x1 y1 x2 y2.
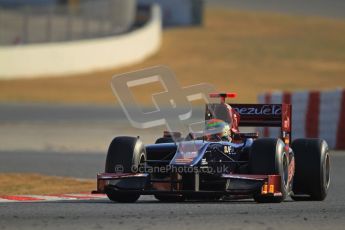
249 138 290 203
291 138 330 201
105 136 146 203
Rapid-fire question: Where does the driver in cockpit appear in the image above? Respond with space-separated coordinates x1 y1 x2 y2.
205 118 232 142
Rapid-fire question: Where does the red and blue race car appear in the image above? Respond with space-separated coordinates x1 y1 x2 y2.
93 93 330 203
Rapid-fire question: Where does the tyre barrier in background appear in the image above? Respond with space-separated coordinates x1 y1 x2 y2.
258 89 345 149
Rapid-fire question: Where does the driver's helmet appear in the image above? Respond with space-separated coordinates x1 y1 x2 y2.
205 119 231 141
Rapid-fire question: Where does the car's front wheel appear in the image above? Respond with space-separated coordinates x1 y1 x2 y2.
105 136 146 203
249 138 290 203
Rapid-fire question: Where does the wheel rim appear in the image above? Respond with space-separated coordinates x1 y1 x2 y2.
324 152 331 189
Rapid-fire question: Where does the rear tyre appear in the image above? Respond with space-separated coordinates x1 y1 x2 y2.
105 136 146 203
249 138 290 203
291 139 330 201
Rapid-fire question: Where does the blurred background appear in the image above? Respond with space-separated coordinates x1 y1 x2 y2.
0 0 345 188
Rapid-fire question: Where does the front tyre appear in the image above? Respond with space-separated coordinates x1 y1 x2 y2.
249 138 290 203
105 136 146 203
107 193 140 203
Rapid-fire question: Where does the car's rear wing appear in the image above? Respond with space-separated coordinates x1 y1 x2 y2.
230 104 291 129
205 103 292 145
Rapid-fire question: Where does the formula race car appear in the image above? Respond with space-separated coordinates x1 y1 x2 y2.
93 93 331 203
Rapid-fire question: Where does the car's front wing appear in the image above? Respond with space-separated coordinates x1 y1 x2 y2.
92 172 282 198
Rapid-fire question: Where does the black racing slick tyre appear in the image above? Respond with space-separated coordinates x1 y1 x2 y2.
291 139 330 201
105 136 146 203
249 138 290 203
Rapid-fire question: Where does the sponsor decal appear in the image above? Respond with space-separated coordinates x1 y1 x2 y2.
223 145 236 155
181 151 198 159
201 158 208 165
223 146 231 153
234 105 282 116
175 158 194 163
